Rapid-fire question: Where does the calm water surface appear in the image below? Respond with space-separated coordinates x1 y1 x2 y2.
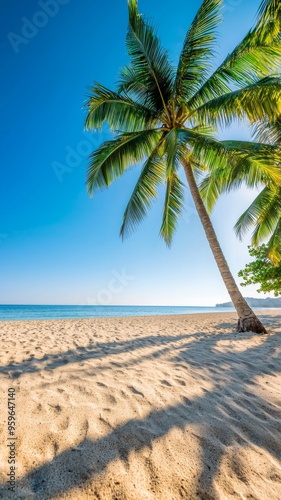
0 305 237 321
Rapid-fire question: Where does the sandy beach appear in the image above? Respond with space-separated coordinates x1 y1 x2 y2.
0 311 280 499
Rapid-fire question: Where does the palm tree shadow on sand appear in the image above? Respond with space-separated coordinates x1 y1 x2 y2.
0 333 191 380
0 316 280 499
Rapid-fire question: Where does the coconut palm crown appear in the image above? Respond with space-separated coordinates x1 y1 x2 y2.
201 141 281 267
190 0 281 267
85 0 281 332
238 117 281 266
187 1 281 267
200 116 281 267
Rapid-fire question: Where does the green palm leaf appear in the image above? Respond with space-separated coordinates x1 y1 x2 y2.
87 129 162 194
124 0 174 112
267 219 281 264
258 0 281 24
160 172 185 246
188 9 281 109
118 65 154 108
252 117 281 144
234 186 281 246
190 123 217 138
198 140 281 211
164 129 181 175
194 77 281 127
178 131 281 183
120 140 166 238
85 83 158 132
175 0 222 103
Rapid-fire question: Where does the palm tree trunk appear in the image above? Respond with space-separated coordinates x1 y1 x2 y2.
182 159 266 333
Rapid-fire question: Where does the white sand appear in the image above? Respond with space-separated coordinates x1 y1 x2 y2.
0 311 280 499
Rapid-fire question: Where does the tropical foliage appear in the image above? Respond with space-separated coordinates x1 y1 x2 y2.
235 185 281 265
199 2 281 265
239 245 281 296
200 117 281 265
248 118 281 265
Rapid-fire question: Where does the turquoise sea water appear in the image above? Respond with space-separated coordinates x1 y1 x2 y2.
0 305 237 321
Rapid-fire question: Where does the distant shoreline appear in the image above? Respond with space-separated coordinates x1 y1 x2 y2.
216 297 281 308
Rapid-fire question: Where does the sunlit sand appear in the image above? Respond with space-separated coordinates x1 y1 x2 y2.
0 311 280 499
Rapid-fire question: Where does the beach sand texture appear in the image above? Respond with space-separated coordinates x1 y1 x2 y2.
0 311 280 499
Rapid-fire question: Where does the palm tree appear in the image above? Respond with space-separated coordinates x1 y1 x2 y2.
235 184 281 266
85 0 281 333
200 118 281 266
238 118 281 265
199 2 281 266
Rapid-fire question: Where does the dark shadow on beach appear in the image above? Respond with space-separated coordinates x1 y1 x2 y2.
0 332 192 379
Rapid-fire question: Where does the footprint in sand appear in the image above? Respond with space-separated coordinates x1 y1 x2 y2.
177 379 186 386
106 394 117 405
59 416 70 430
161 380 172 387
128 386 145 397
47 403 63 414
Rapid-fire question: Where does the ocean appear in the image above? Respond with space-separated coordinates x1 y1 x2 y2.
0 304 237 321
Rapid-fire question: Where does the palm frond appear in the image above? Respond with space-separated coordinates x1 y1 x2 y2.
189 156 209 183
118 65 154 108
199 172 224 213
190 123 217 138
234 183 281 266
234 187 281 240
219 140 281 187
198 139 281 211
194 77 281 127
120 141 166 238
124 0 175 112
257 0 281 25
251 190 281 246
175 0 222 103
252 117 281 144
86 129 162 194
85 83 158 132
179 130 281 180
267 219 281 265
164 129 181 175
199 166 279 214
188 13 281 109
160 172 185 246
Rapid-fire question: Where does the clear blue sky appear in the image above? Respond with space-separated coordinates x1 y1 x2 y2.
0 0 265 306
